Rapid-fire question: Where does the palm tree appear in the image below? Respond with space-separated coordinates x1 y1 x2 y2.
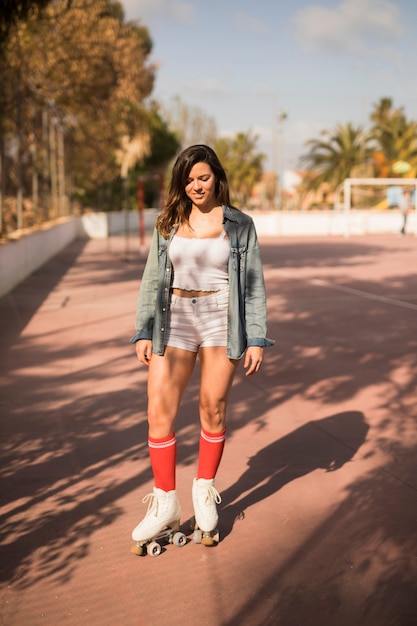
370 98 417 176
300 123 371 192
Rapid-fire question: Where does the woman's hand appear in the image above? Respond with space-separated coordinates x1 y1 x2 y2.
244 346 264 376
135 339 152 366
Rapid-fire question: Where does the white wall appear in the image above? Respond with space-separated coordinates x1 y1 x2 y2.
0 211 157 298
0 216 82 297
80 209 158 238
250 209 416 237
81 208 416 238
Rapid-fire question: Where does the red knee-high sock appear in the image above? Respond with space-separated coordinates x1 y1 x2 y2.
148 433 177 491
197 428 226 480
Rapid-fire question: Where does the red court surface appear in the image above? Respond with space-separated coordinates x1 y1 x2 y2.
1 232 417 626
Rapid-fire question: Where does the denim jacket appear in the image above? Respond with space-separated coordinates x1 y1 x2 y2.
130 205 274 359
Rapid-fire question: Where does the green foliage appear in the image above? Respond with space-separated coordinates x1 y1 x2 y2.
300 123 372 192
0 0 51 46
214 132 265 206
141 104 181 172
370 98 417 175
0 0 179 219
300 98 417 195
0 1 80 52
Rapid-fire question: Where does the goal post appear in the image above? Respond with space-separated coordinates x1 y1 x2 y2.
339 177 417 237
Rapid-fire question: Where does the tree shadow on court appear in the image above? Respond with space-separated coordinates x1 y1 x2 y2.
0 238 152 587
219 411 369 540
0 237 146 352
258 237 417 414
224 438 417 626
0 383 151 587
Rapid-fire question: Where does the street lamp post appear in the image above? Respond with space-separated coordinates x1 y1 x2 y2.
276 110 287 210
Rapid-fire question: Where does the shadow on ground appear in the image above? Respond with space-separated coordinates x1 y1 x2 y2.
220 410 369 539
224 437 417 626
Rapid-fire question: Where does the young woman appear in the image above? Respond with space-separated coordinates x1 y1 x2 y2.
130 144 274 546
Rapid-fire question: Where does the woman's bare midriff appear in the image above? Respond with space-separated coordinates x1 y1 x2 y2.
172 288 219 298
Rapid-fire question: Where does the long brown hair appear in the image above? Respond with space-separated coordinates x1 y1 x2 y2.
157 145 231 238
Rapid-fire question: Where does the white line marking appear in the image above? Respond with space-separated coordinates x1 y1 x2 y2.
275 269 417 311
310 278 417 311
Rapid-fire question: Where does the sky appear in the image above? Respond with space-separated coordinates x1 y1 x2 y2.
120 0 417 172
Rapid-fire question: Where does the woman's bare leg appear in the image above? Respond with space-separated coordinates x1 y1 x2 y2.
198 346 239 432
147 345 197 438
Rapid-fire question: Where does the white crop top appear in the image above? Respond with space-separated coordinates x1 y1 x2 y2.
169 231 229 291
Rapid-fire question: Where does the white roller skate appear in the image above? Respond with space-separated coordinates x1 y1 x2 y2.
131 488 186 557
191 478 221 546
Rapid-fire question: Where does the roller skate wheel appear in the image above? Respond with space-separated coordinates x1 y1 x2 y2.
173 532 187 547
131 544 145 556
147 541 162 557
201 535 216 546
201 529 219 546
193 529 203 544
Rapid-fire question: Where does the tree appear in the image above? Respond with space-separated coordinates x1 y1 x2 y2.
140 103 181 172
214 132 265 207
370 98 417 177
300 123 371 192
162 95 218 149
124 103 180 210
0 0 75 48
1 0 162 217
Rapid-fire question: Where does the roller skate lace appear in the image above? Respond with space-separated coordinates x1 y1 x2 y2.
142 492 157 515
205 484 221 507
193 478 222 532
132 488 180 542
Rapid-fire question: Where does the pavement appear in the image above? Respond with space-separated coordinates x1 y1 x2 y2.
1 231 417 626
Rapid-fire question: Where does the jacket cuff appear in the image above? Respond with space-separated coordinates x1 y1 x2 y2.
130 331 152 344
247 337 275 348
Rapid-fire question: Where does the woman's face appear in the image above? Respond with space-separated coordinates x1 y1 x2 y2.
185 162 217 210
